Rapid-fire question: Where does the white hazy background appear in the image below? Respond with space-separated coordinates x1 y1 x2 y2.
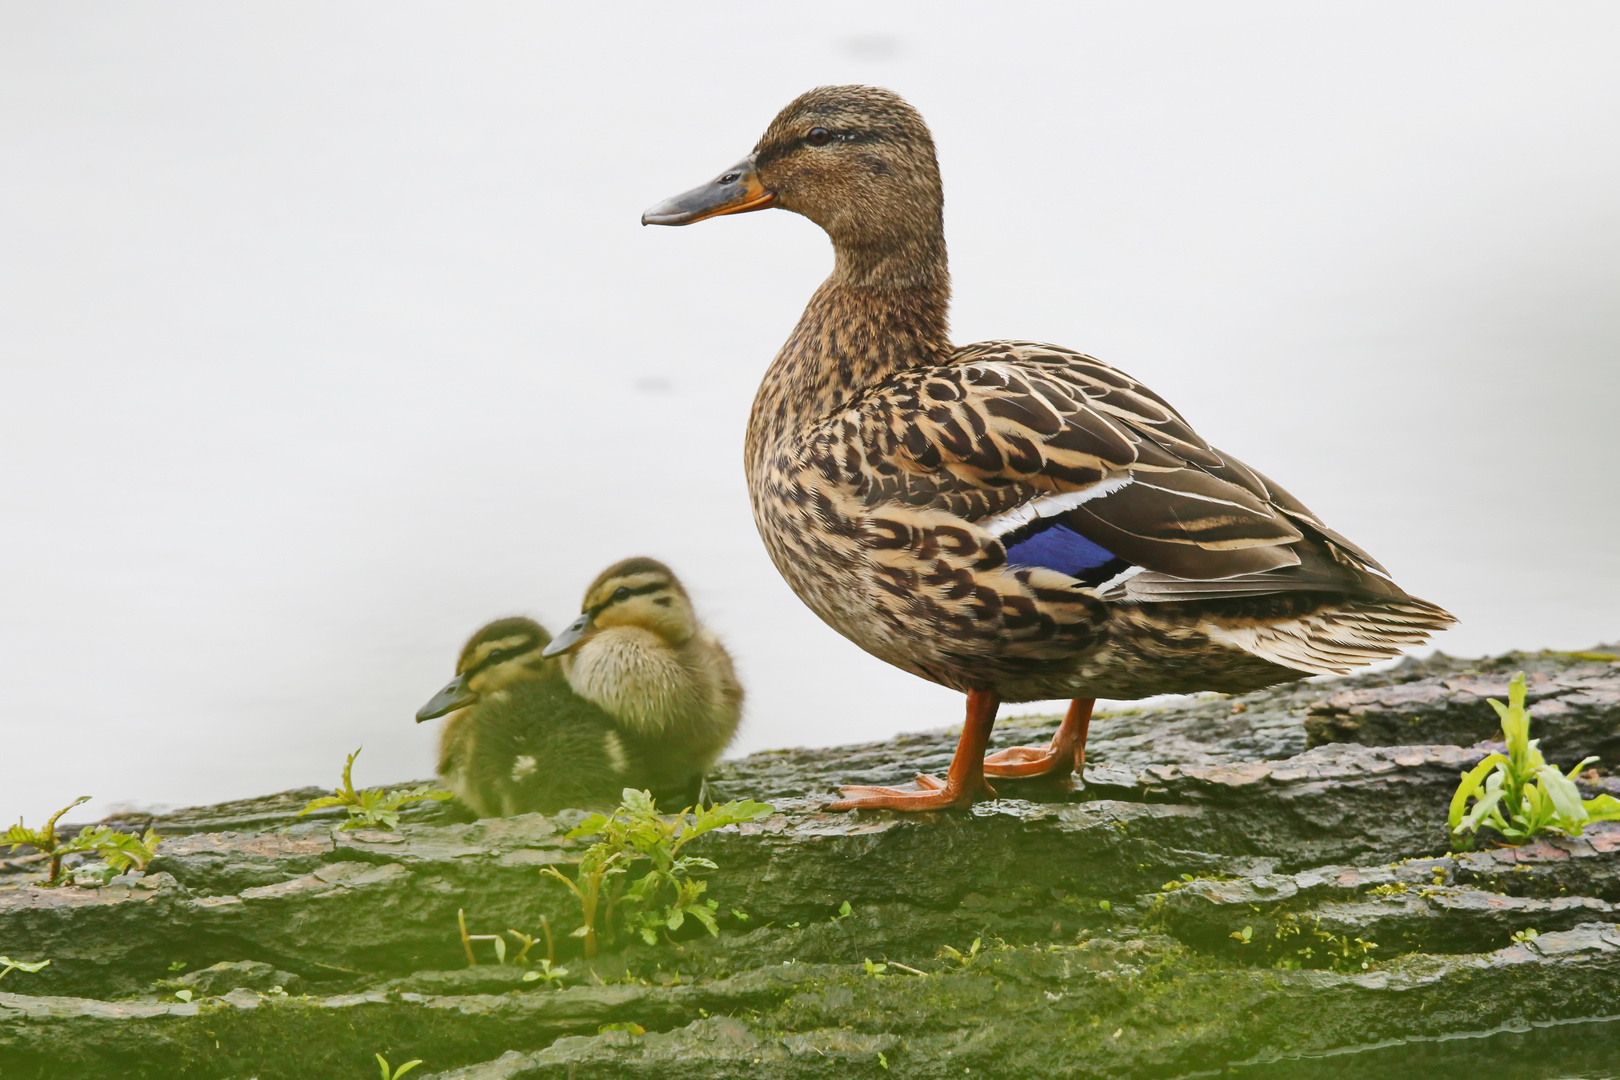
2 3 1617 825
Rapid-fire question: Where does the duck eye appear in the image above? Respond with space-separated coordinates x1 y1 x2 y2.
806 128 833 147
612 586 630 602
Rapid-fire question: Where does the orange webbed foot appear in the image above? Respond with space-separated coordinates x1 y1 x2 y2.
825 772 992 811
981 698 1094 780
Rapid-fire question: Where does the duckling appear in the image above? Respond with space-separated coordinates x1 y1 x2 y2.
415 617 668 816
643 86 1455 811
541 558 743 796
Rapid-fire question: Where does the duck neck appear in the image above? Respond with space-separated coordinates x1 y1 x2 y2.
749 228 951 447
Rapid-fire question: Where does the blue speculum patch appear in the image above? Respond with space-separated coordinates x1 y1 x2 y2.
1003 519 1129 586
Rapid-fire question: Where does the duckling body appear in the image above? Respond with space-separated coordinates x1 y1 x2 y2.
644 86 1455 810
417 617 690 816
542 558 743 792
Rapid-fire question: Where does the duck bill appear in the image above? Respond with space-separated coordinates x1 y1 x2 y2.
416 674 476 722
641 157 776 226
540 612 592 657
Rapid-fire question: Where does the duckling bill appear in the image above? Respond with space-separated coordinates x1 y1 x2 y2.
645 86 1455 812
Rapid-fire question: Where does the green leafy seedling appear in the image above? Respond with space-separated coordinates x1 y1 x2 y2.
862 957 888 978
3 797 90 883
73 825 164 875
1512 927 1540 944
545 789 773 956
598 1022 645 1036
834 900 852 920
3 797 163 886
1230 925 1254 945
1449 673 1620 848
299 748 450 833
0 956 50 982
521 958 569 987
375 1053 423 1080
938 937 982 967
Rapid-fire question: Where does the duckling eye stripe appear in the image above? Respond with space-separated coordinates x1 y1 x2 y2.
473 635 532 665
588 582 667 617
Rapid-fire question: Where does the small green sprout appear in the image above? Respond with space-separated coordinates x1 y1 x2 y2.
835 900 853 920
166 961 188 973
173 989 193 1002
375 1053 423 1080
1512 927 1540 944
1098 900 1111 912
938 938 982 967
861 957 888 978
521 958 569 987
299 748 450 832
505 929 538 966
878 1051 889 1070
730 908 750 922
457 909 512 966
1230 925 1254 945
0 956 50 982
598 1022 645 1036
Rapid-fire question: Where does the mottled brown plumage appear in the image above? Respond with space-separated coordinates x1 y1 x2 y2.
644 86 1454 810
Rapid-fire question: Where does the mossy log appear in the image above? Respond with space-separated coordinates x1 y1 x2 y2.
1 649 1617 1079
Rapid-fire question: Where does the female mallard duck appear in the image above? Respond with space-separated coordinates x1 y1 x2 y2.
416 617 669 816
643 85 1455 812
541 557 744 796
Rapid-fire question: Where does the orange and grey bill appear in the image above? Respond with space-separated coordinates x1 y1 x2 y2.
641 157 776 226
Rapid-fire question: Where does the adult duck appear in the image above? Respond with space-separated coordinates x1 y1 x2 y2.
642 86 1454 811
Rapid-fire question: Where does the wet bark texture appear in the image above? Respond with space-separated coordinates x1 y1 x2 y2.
2 648 1617 1078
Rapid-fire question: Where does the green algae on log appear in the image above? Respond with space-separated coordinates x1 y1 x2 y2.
0 647 1616 1079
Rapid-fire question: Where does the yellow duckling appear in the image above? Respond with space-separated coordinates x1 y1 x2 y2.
415 617 659 816
542 558 743 796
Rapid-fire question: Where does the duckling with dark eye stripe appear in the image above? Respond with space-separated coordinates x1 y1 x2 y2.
543 558 743 796
416 617 672 816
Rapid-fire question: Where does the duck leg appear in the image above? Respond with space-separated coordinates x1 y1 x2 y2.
980 697 1093 779
826 689 1000 811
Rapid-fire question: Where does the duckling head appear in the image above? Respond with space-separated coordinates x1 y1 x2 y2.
541 557 695 659
415 616 552 722
642 86 943 285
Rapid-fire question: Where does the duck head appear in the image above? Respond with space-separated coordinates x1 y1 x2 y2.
541 557 695 659
415 616 551 722
642 85 944 284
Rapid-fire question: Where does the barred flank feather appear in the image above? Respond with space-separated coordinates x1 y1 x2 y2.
1204 598 1458 676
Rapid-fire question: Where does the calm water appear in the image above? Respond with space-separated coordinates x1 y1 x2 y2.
2 3 1617 825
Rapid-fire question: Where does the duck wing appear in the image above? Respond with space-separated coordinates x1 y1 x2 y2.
831 340 1403 603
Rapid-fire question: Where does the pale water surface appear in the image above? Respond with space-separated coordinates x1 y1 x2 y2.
2 2 1617 825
